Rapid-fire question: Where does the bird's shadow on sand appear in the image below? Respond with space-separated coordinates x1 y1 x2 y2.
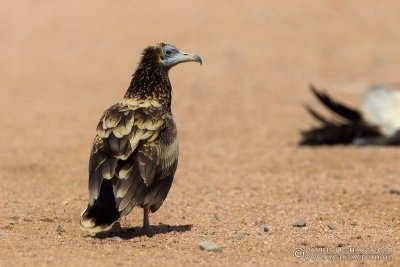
92 224 192 240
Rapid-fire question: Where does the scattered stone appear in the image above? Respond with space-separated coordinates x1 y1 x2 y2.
232 234 244 241
16 210 29 216
337 243 345 247
198 240 221 252
56 225 65 234
111 236 123 241
389 188 400 195
258 226 269 235
0 230 6 237
211 214 220 221
327 222 336 230
292 219 306 227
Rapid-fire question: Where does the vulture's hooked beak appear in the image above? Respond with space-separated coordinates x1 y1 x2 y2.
164 50 202 67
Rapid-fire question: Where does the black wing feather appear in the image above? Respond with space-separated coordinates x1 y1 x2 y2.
310 84 362 122
300 85 382 145
300 124 380 145
304 104 337 126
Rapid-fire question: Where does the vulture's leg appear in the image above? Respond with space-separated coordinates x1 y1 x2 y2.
143 207 154 237
111 221 122 235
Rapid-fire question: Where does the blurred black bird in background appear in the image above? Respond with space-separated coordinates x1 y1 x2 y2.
300 84 400 146
80 43 202 236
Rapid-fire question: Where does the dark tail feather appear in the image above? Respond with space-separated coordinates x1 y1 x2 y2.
309 84 362 122
299 123 381 145
80 180 120 232
304 104 336 126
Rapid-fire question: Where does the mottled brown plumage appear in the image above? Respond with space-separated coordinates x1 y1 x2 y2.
80 43 201 235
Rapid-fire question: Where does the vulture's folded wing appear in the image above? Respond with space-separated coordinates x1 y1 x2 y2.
86 101 179 223
88 103 164 205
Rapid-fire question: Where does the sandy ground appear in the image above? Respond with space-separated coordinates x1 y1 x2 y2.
0 1 399 266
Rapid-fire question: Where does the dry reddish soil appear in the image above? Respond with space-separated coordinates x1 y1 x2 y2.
0 1 399 266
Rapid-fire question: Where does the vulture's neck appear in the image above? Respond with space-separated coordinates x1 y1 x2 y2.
125 59 172 109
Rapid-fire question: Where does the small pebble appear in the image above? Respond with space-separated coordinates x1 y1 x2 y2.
16 210 29 216
232 234 244 241
56 225 65 234
327 223 336 230
389 189 400 195
258 226 269 235
292 219 306 227
0 230 6 237
111 236 123 241
198 240 221 252
211 214 220 221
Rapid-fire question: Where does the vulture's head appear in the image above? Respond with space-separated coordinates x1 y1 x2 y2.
140 43 202 70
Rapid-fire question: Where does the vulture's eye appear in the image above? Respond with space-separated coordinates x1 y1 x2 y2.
165 50 172 55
